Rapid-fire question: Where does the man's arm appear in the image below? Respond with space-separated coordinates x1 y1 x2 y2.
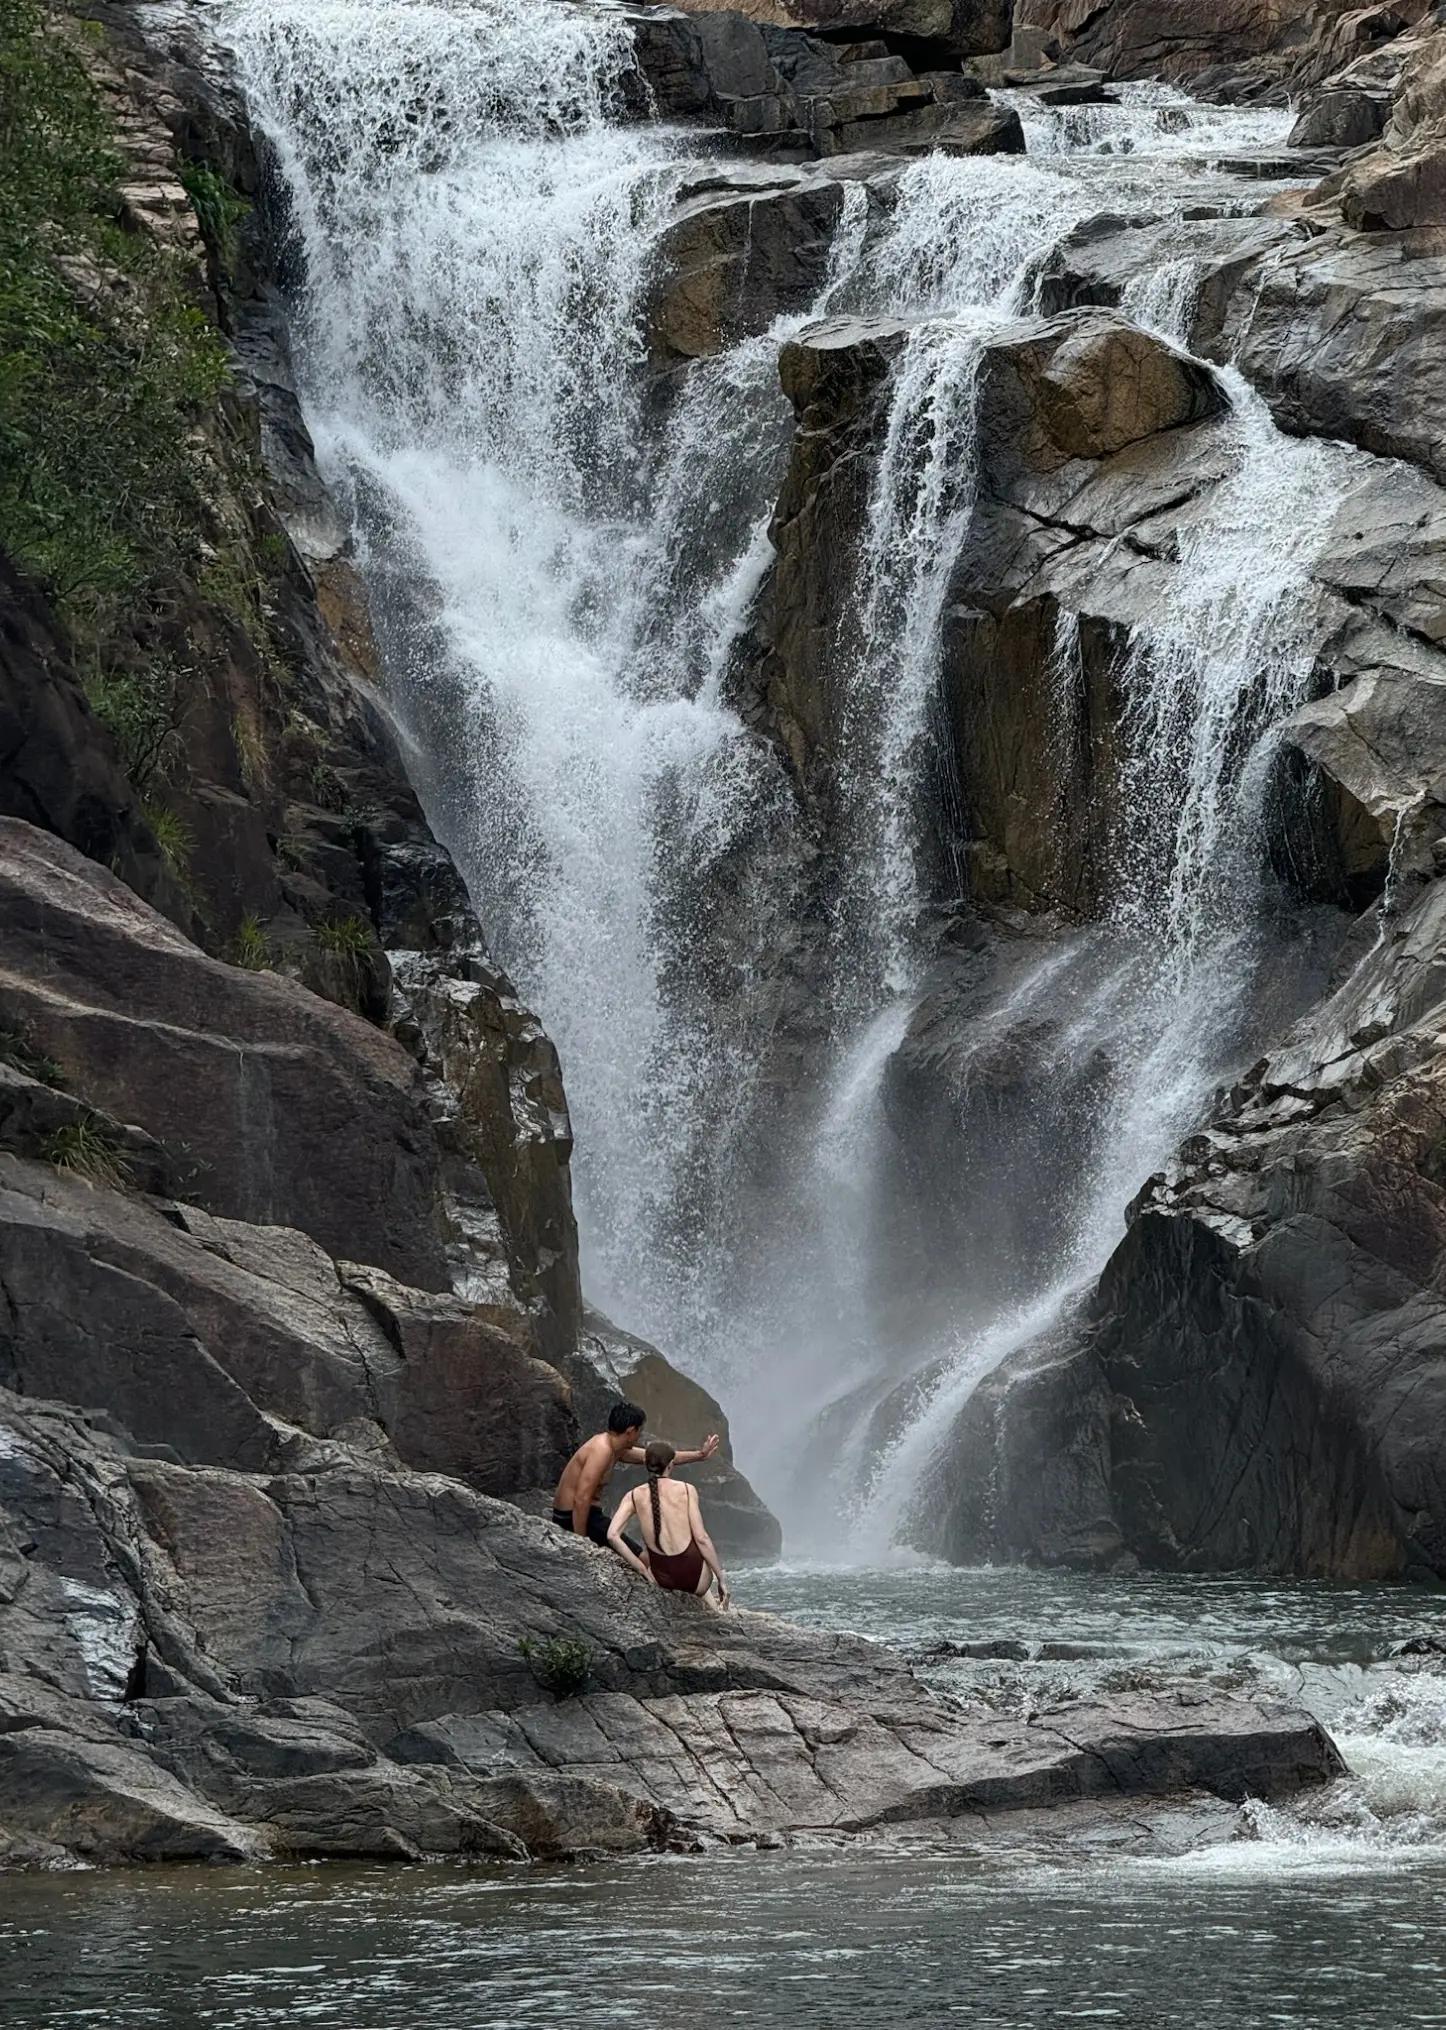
572 1446 608 1537
619 1434 721 1468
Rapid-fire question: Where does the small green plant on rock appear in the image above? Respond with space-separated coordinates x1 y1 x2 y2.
41 1116 131 1191
518 1636 593 1701
179 161 249 274
230 914 273 971
0 1027 65 1088
315 913 372 960
85 654 186 788
141 802 194 882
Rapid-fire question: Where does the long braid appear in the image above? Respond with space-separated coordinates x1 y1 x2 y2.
643 1440 675 1553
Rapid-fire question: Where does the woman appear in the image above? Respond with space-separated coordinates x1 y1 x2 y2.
607 1441 730 1606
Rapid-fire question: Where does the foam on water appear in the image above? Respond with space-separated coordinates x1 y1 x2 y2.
998 79 1295 161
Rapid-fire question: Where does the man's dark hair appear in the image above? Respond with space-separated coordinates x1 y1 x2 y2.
607 1400 646 1436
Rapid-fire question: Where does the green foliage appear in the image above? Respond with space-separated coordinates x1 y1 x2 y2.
315 913 372 960
41 1115 131 1190
85 653 186 786
306 757 350 813
141 800 193 878
0 1026 65 1087
517 1636 593 1701
180 161 248 274
0 0 230 633
230 913 274 971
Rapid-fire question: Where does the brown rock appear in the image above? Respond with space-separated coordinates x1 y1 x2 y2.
0 817 448 1288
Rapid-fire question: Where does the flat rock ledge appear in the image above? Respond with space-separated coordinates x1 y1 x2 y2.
395 1677 1344 1850
0 1379 1343 1868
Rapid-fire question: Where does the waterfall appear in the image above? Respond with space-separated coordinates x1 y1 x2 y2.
221 0 806 1336
222 0 1355 1555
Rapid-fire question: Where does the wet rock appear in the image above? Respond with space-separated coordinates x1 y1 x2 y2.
0 1387 1342 1863
650 165 859 364
973 309 1223 472
763 307 1224 880
1290 86 1392 147
1080 873 1446 1578
1276 665 1446 904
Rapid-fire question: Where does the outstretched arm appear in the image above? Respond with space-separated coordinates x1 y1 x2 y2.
607 1495 655 1584
621 1434 721 1467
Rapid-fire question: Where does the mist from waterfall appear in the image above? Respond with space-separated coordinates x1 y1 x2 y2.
222 0 1352 1557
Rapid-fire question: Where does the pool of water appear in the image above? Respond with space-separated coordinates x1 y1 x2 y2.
6 1849 1446 2028
5 1567 1446 2028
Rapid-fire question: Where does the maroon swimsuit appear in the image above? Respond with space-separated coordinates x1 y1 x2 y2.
648 1533 706 1593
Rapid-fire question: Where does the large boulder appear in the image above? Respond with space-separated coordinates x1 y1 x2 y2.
563 1309 784 1557
0 818 448 1289
972 308 1223 475
625 5 1017 154
1037 205 1446 493
0 1155 575 1500
1012 0 1433 98
0 1386 1343 1864
650 166 861 365
660 0 1013 51
1337 28 1446 227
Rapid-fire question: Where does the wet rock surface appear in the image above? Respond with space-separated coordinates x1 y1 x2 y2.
0 1386 1342 1863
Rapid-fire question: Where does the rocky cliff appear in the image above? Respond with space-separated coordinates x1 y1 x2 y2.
0 0 802 1866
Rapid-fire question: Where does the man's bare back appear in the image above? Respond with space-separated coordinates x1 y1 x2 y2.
554 1431 633 1516
550 1399 721 1547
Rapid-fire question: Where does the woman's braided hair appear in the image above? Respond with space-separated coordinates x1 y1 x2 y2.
645 1440 676 1549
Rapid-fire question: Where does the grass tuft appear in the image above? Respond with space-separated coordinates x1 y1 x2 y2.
41 1116 131 1190
0 1026 65 1087
230 913 273 971
314 913 373 960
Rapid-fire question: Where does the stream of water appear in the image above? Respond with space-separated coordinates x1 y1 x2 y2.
217 0 1354 1554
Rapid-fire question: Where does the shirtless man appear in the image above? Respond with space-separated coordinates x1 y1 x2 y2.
551 1400 720 1548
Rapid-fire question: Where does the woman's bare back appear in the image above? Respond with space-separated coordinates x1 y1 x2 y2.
632 1476 695 1556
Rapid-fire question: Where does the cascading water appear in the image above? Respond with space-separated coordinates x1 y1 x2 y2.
222 0 1359 1555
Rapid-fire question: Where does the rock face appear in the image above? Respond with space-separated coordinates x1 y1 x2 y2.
1013 0 1435 98
0 0 796 1874
663 0 1013 47
625 3 1021 155
1335 30 1446 226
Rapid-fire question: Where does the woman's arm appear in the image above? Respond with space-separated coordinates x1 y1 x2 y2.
607 1492 656 1584
688 1488 730 1606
